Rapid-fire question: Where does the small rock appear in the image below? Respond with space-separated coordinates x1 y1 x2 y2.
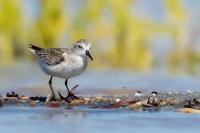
129 101 143 109
115 98 121 102
83 97 91 104
20 96 30 100
69 98 86 105
160 100 168 106
166 98 182 105
177 108 200 113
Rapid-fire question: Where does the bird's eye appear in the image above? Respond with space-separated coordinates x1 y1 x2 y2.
78 45 82 48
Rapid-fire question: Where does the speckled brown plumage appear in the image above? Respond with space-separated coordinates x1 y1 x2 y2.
29 44 65 65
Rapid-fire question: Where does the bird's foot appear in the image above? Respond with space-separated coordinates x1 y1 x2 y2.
46 94 58 102
68 91 80 100
58 84 80 103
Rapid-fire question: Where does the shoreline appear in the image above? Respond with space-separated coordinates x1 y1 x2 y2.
1 88 200 113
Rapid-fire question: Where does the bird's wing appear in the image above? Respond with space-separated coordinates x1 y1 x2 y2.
29 44 65 65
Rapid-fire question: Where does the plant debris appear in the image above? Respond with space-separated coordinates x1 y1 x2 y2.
1 90 200 113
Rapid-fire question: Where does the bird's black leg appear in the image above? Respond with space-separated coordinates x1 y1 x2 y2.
65 79 79 100
48 76 56 101
65 79 70 94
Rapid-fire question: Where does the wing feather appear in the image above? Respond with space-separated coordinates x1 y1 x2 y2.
29 44 65 65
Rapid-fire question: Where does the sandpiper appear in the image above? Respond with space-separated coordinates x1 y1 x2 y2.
29 39 93 101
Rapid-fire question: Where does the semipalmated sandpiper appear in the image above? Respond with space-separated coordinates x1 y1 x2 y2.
29 39 93 101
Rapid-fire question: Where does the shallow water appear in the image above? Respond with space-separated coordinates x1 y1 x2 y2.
1 63 200 133
1 63 200 92
0 106 200 133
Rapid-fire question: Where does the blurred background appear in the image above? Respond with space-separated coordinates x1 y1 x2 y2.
1 0 200 92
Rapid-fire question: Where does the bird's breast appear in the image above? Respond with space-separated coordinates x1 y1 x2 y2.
61 55 87 77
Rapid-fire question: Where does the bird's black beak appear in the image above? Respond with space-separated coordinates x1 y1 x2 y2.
86 50 93 60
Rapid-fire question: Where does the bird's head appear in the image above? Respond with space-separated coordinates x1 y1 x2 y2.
74 39 93 60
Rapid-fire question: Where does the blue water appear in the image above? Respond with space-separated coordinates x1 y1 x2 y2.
1 63 200 92
0 106 200 133
1 64 200 133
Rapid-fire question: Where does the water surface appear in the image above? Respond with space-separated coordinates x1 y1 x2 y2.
0 106 200 133
1 63 200 133
1 63 200 93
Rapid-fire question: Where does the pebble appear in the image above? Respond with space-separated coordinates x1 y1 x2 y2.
129 101 143 109
177 108 200 113
69 98 86 105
